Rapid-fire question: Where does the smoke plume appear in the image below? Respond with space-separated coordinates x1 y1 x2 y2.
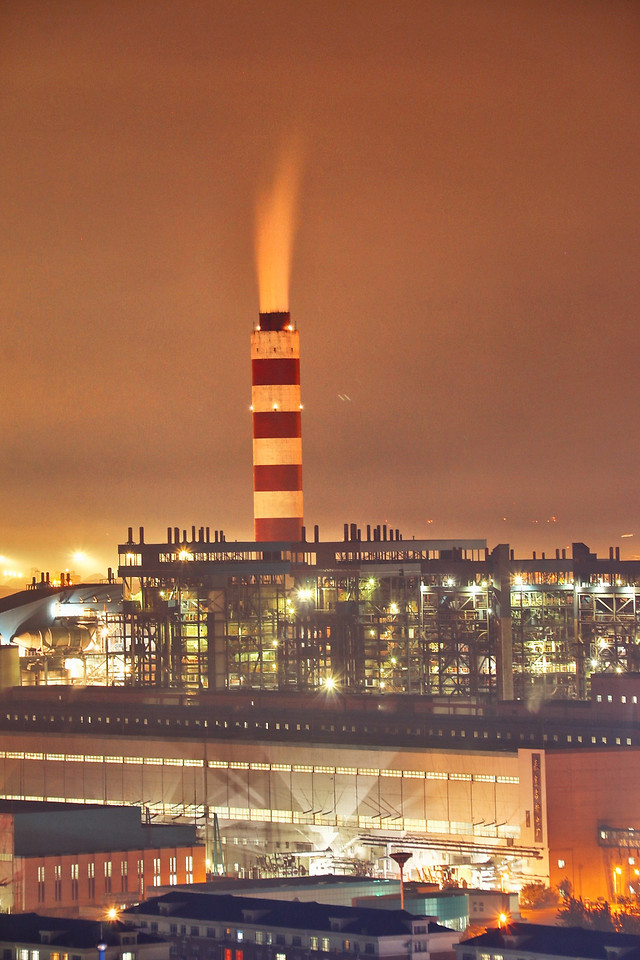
255 143 302 314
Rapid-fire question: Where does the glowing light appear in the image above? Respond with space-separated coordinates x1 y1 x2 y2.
107 907 118 921
178 550 191 561
64 658 84 679
296 588 313 602
514 575 523 586
389 602 399 615
72 551 88 565
324 676 336 691
446 578 455 587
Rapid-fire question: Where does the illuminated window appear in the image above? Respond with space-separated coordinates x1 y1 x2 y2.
558 859 566 869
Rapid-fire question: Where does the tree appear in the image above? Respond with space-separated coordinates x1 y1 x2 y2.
557 897 588 927
520 882 558 909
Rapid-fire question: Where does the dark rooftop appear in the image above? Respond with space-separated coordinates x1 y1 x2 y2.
124 891 452 937
0 915 163 950
460 922 640 959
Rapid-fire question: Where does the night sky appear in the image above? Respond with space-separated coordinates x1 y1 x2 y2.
1 0 639 582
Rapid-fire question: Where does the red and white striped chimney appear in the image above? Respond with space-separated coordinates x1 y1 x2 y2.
251 310 303 541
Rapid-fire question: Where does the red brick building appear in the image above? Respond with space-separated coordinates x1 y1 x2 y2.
0 801 206 916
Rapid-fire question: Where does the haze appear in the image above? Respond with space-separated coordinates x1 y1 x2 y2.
1 0 639 581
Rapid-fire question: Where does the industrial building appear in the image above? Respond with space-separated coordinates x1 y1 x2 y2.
2 674 640 901
2 306 640 908
3 532 639 700
112 531 640 702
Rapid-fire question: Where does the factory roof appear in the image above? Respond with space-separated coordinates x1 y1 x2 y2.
0 799 201 857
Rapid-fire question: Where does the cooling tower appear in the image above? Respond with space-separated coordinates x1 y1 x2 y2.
251 311 303 541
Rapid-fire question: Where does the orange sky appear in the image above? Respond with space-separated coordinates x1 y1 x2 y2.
1 0 639 580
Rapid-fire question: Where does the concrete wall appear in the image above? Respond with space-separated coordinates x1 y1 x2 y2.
546 748 640 900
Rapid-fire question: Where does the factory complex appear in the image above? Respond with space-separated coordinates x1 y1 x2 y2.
1 310 640 907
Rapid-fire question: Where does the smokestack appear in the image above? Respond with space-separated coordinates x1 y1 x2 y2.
251 310 303 541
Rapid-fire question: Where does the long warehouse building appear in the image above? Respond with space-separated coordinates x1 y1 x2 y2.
1 675 640 902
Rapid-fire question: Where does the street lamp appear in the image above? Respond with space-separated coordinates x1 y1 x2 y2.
390 851 412 910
